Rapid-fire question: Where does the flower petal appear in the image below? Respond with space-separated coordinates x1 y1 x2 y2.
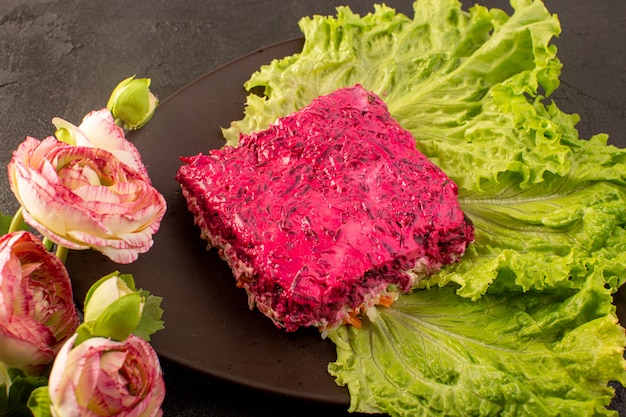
49 335 164 417
0 232 79 372
8 136 166 264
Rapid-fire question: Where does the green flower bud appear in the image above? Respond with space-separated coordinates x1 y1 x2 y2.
107 75 158 130
83 272 142 321
77 272 144 343
90 292 143 341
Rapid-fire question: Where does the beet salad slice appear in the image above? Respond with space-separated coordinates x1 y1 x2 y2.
176 85 474 332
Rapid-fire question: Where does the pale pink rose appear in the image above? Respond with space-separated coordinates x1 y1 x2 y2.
0 231 79 373
7 136 166 264
48 334 165 417
52 109 150 180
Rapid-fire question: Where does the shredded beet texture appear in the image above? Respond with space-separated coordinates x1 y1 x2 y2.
176 85 474 331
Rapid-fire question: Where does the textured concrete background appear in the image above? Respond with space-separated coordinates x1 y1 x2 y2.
1 1 625 416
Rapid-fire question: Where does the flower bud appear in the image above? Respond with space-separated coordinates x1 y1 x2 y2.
107 75 158 130
77 272 144 343
0 231 79 374
45 334 165 417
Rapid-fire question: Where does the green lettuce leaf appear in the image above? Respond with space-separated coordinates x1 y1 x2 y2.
424 95 626 298
327 271 626 416
221 0 626 414
222 0 626 299
223 0 563 178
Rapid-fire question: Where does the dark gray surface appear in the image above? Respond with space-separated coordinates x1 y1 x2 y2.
1 1 624 416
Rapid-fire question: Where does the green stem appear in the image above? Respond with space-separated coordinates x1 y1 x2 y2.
8 207 24 233
42 237 54 251
56 245 69 263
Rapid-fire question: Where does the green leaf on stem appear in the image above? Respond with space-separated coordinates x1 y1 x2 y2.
0 370 48 417
27 387 52 417
133 291 165 341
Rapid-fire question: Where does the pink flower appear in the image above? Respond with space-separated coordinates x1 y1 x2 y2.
48 334 165 417
52 109 150 180
7 136 167 264
0 231 79 373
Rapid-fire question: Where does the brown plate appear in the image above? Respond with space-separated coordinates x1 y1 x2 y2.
65 38 351 405
66 37 626 405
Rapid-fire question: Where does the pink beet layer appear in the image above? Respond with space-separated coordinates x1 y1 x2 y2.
176 85 474 331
